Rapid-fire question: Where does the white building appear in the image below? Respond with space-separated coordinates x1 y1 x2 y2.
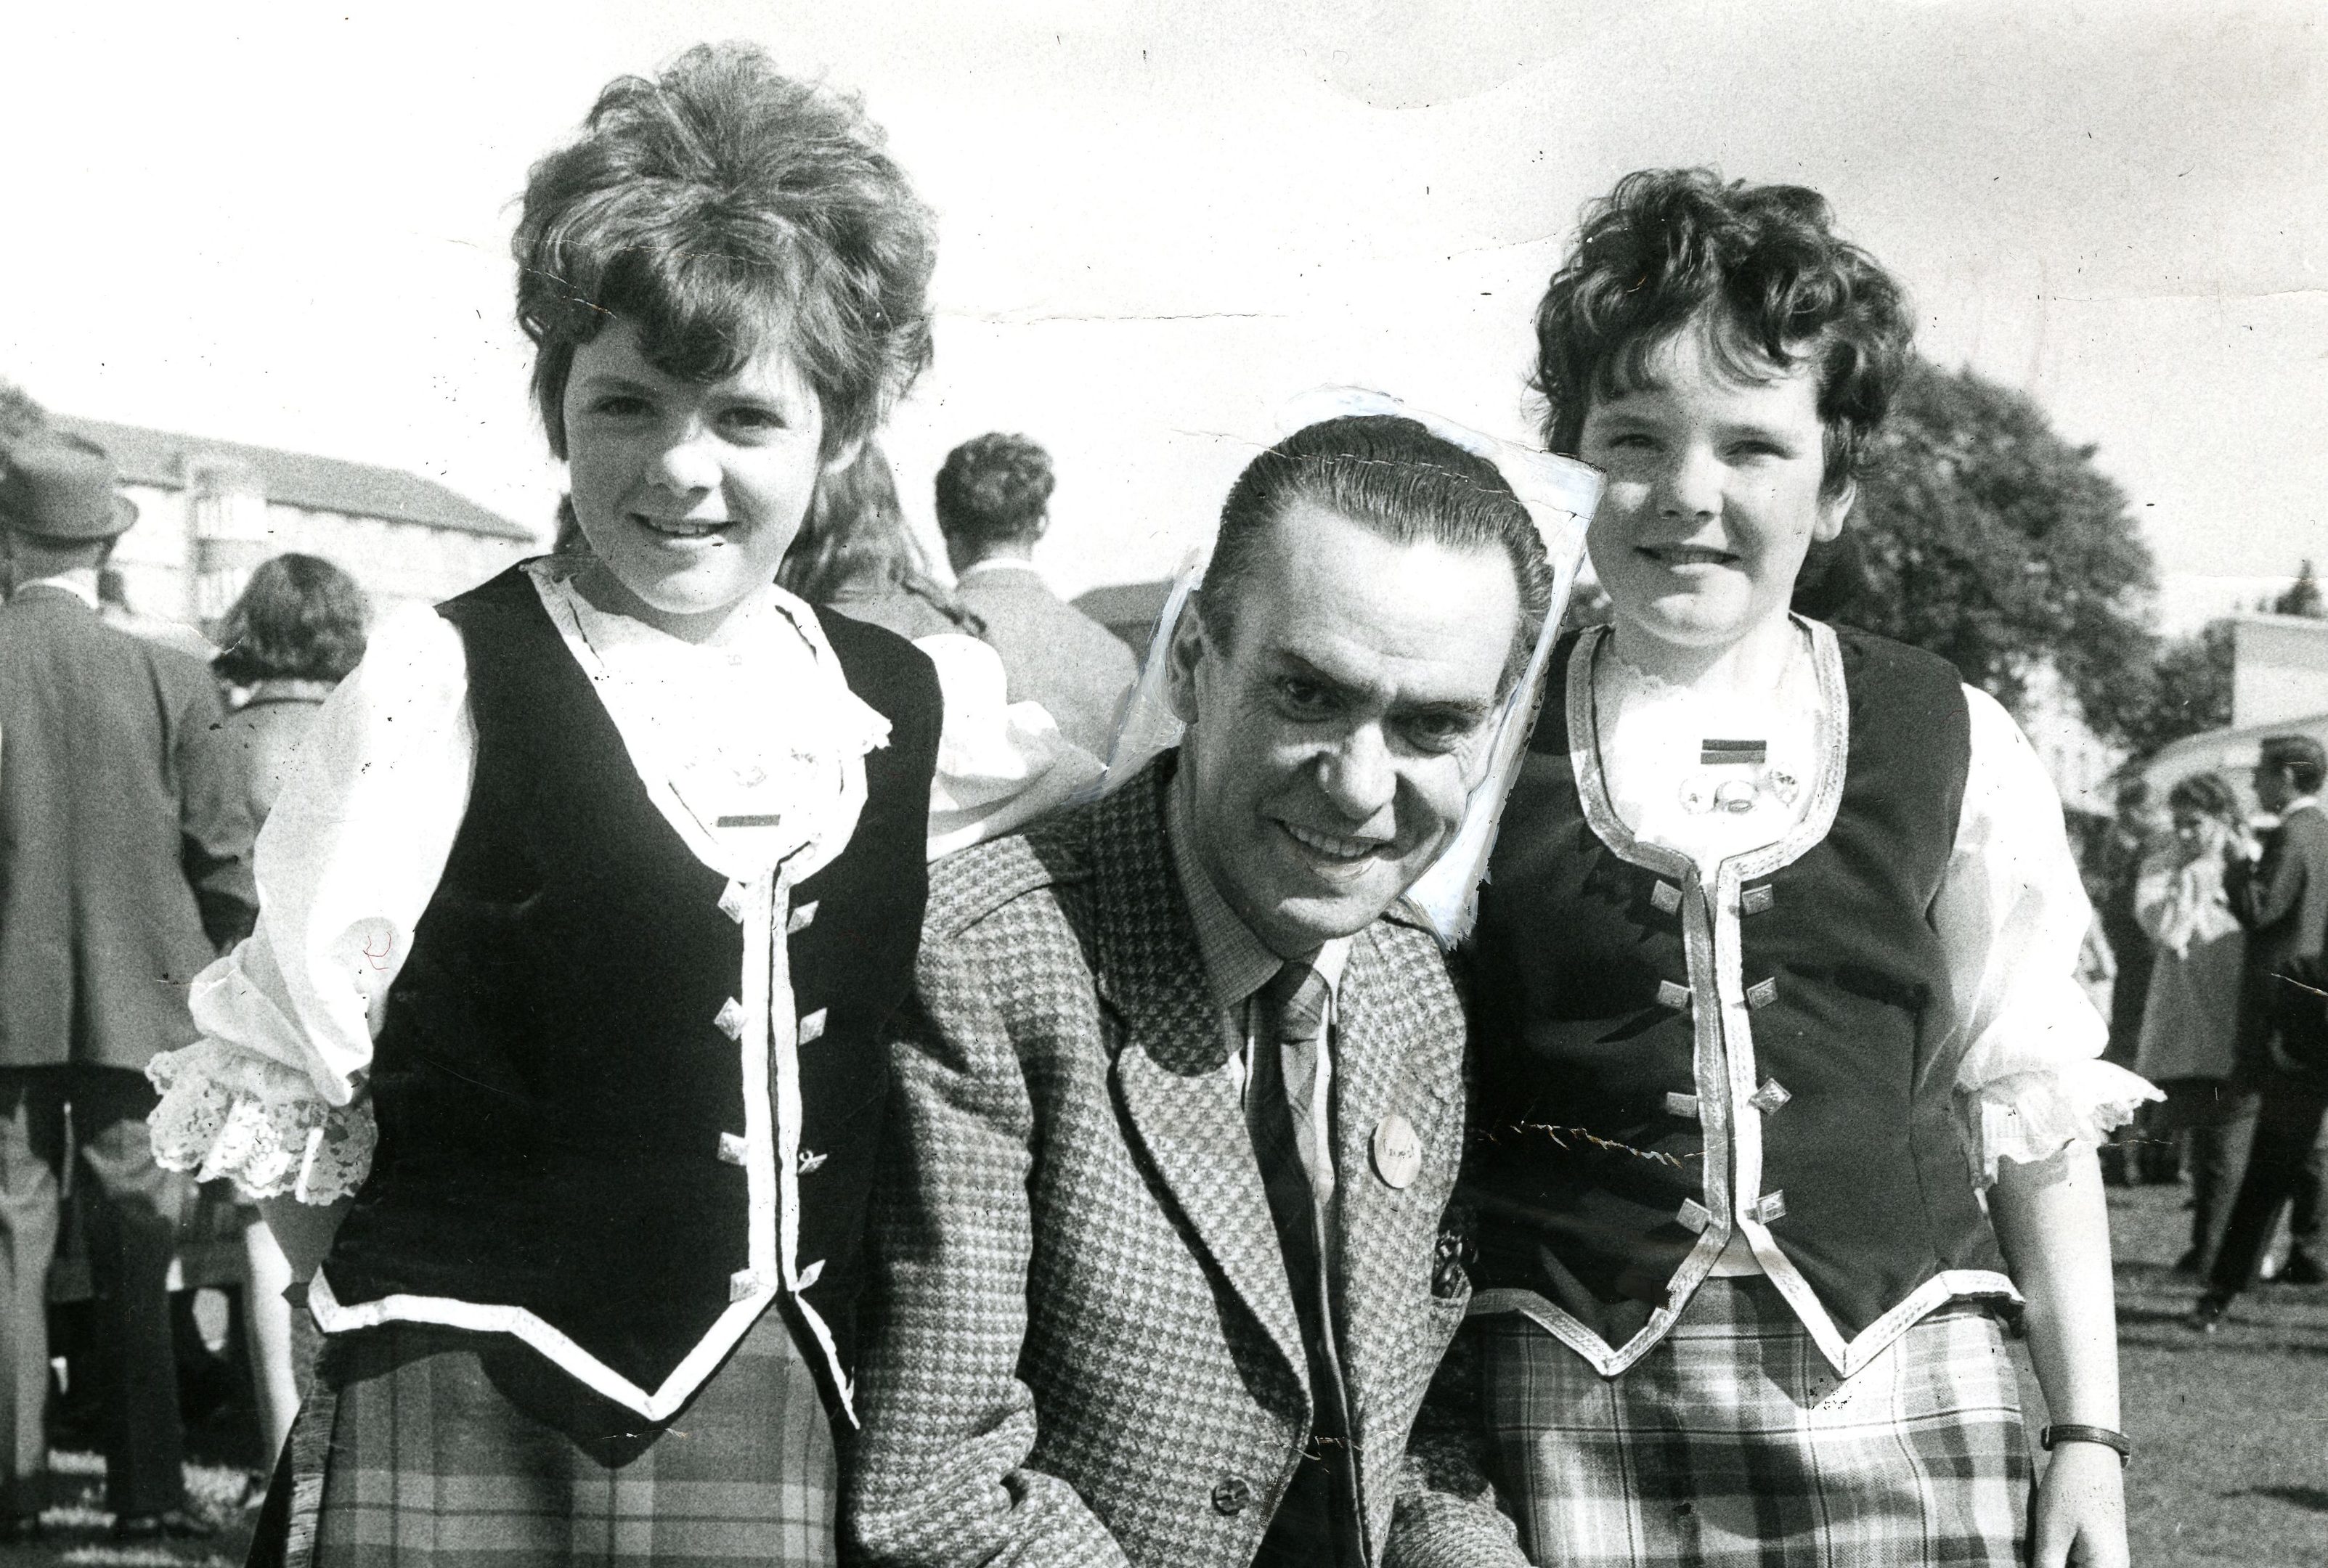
61 416 537 632
2141 613 2328 797
2013 659 2128 817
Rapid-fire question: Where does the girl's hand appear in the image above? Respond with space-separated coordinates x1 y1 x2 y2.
2030 1441 2128 1568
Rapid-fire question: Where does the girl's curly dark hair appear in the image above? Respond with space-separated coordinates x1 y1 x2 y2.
513 42 936 460
1532 168 1913 497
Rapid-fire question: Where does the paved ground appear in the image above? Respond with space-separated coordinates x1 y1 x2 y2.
0 1180 2319 1565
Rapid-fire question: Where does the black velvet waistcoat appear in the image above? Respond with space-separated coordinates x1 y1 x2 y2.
322 565 939 1412
1462 625 2004 1357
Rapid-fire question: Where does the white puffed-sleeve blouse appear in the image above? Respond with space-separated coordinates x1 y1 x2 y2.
150 559 1101 1203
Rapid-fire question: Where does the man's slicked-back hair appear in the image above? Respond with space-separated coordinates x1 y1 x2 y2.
1199 415 1553 688
934 432 1056 547
2260 734 2328 796
514 41 936 460
1532 168 1913 497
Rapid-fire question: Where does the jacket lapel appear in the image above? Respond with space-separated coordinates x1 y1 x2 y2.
1094 762 1312 1400
1327 924 1412 1273
1328 913 1455 1550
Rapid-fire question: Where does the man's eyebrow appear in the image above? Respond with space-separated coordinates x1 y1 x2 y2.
1394 692 1497 722
1271 650 1495 720
1270 649 1370 700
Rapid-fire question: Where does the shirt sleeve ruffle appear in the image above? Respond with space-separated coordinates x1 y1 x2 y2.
1943 685 2162 1183
1963 1055 2160 1185
142 602 472 1204
147 1038 376 1203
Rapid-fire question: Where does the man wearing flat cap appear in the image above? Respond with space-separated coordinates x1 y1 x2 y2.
0 432 257 1539
2191 732 2328 1329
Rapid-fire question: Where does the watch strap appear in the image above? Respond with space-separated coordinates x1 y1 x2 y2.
2038 1423 2130 1465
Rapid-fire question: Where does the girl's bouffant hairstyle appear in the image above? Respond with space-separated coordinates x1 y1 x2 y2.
513 42 937 461
1199 415 1553 690
934 433 1056 548
212 552 372 685
1532 168 1913 497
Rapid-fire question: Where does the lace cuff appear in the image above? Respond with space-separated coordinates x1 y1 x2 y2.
1963 1058 2162 1185
147 1039 375 1203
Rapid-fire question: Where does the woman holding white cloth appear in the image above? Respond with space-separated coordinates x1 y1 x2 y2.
2131 770 2250 1273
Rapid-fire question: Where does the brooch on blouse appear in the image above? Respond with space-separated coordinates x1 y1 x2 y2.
1680 738 1801 816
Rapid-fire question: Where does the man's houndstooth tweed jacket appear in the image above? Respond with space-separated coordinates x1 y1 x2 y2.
847 756 1523 1568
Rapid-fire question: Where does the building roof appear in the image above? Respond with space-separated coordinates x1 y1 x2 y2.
57 417 534 541
1072 579 1174 655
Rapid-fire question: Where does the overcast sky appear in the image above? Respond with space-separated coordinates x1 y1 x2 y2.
4 0 2320 626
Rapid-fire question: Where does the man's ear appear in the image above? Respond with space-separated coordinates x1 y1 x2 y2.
1813 478 1855 542
1164 595 1210 726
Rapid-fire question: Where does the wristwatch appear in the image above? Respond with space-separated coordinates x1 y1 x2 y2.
2039 1424 2130 1466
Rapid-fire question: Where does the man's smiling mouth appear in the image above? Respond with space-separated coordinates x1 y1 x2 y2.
1281 822 1387 862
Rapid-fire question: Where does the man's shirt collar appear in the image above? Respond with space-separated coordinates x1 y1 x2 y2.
958 558 1046 581
1165 761 1350 1011
13 573 99 609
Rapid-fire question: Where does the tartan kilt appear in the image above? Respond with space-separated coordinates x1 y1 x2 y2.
249 1304 839 1567
1479 1278 2030 1567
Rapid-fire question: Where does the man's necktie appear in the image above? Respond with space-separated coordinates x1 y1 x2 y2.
1248 960 1364 1568
1256 960 1333 1207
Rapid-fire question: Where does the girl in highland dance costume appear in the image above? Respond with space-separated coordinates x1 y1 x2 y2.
1460 169 2152 1568
149 44 1089 1565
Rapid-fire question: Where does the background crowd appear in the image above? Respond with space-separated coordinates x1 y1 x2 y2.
2091 743 2328 1320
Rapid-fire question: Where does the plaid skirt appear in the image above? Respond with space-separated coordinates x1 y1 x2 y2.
251 1305 839 1567
1480 1278 2030 1567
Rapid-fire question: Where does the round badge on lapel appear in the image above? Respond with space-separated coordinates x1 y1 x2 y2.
1370 1114 1423 1190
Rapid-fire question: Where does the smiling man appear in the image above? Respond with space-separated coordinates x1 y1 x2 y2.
847 415 1545 1568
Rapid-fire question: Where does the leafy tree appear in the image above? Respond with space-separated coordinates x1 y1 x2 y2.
2110 619 2237 759
1839 361 2159 744
2274 560 2324 618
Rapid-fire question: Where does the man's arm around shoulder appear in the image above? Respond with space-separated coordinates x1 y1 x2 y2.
847 889 1132 1568
1381 957 1528 1568
1383 1313 1529 1568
